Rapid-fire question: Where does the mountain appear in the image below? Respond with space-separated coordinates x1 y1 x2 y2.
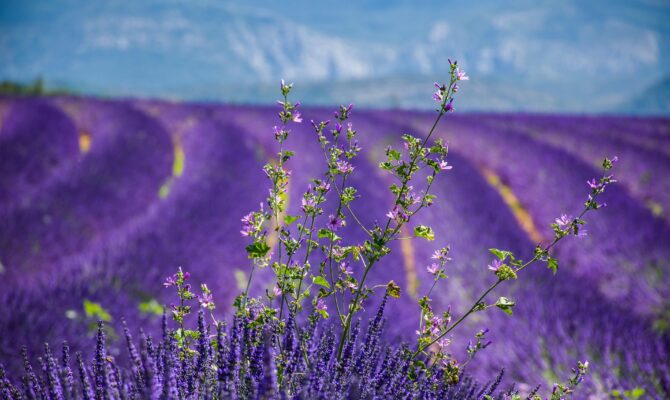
624 76 670 115
1 0 669 114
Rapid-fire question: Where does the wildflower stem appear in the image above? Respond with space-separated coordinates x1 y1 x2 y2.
336 84 454 362
412 190 602 359
241 264 256 313
416 279 439 347
327 175 349 322
273 92 289 319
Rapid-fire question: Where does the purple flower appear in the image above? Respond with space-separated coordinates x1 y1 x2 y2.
488 259 503 272
386 206 400 220
456 68 469 81
430 316 443 335
272 126 282 140
163 275 177 288
344 281 357 290
332 247 345 258
587 179 599 189
327 214 344 231
427 263 440 275
335 160 354 174
241 212 255 236
444 98 454 112
555 214 572 229
405 188 420 205
301 196 316 213
431 247 452 263
198 293 213 308
439 160 453 170
317 181 331 193
316 298 327 311
273 285 282 297
292 111 302 123
340 262 353 275
387 206 409 221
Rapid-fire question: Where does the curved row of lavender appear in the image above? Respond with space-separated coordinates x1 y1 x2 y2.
0 95 668 398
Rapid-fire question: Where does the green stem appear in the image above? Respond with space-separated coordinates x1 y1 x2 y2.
335 85 456 362
411 203 597 359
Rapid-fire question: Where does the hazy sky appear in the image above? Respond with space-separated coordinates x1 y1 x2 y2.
1 0 669 113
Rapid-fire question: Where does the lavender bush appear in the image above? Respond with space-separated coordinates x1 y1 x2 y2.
1 63 646 399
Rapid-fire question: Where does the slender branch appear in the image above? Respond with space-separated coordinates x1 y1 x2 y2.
336 83 455 361
411 198 599 359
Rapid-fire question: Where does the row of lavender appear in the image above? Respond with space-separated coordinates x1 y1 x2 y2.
0 96 668 397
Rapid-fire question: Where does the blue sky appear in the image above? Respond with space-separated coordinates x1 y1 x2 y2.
1 0 669 113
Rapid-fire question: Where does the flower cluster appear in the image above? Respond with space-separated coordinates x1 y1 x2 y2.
228 70 616 398
0 297 518 399
0 66 620 399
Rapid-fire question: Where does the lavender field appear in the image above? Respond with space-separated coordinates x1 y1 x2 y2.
0 95 669 398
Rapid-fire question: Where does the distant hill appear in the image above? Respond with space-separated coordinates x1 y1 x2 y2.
1 0 669 114
624 77 670 115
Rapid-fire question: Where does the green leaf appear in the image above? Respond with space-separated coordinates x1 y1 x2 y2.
379 161 393 171
489 248 513 261
312 275 331 289
547 257 558 275
317 228 341 241
386 280 401 298
284 214 300 225
388 149 401 161
413 225 435 241
630 388 645 399
83 299 112 322
495 297 515 316
245 241 271 258
138 299 164 316
281 150 294 162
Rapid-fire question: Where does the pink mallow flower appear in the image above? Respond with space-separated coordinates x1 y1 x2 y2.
163 275 177 288
340 262 353 275
444 98 454 112
336 160 354 174
328 214 344 231
198 293 214 308
488 259 503 272
456 68 469 81
427 263 440 275
316 298 328 311
301 196 317 213
555 214 572 229
439 160 453 170
386 205 407 221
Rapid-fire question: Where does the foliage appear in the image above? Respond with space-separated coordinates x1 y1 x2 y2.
0 63 624 399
